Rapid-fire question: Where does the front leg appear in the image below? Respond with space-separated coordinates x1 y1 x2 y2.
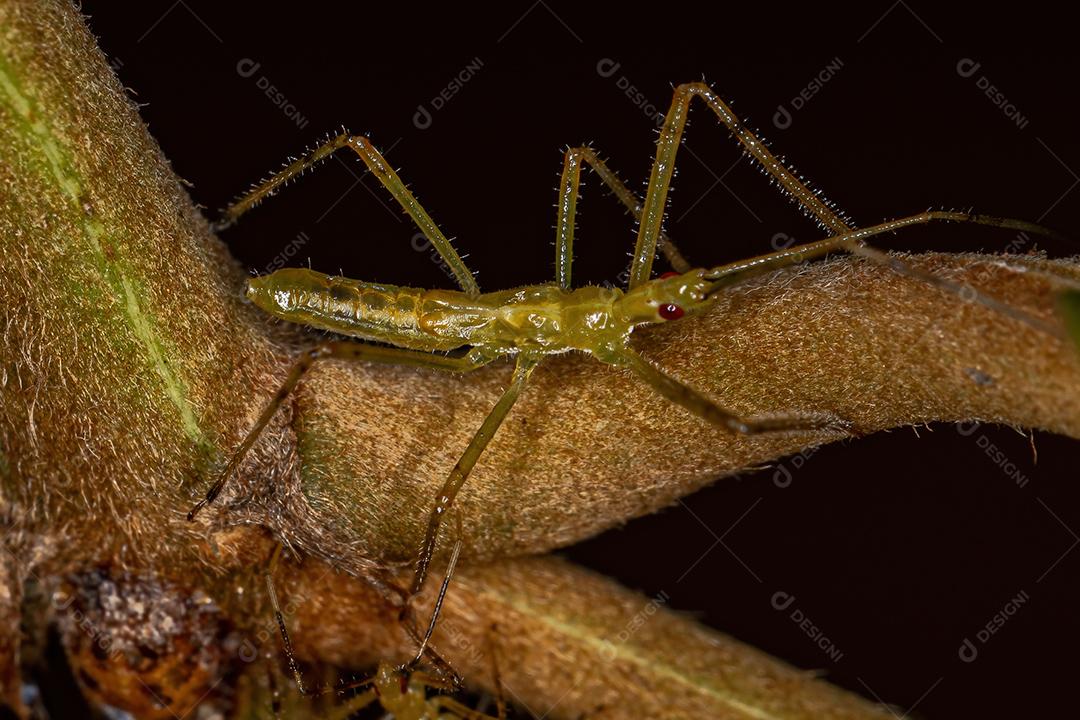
554 145 692 289
629 82 855 290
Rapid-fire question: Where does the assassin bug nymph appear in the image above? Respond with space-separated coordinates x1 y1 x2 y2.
188 81 1062 607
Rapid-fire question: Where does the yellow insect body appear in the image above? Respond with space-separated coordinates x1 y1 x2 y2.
246 266 715 360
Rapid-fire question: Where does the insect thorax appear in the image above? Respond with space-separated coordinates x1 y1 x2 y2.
464 284 630 355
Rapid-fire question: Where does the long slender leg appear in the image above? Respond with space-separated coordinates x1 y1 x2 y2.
555 146 691 289
262 542 445 703
701 211 1067 339
615 348 844 435
410 558 505 720
188 343 494 520
264 544 307 694
265 543 487 717
410 354 541 596
630 82 854 290
217 133 479 295
408 539 463 668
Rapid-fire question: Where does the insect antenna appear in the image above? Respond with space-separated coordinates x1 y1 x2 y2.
702 211 1071 339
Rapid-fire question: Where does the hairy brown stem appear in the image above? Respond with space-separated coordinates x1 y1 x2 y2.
280 552 899 720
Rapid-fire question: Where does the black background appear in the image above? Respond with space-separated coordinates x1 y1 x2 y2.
79 2 1079 717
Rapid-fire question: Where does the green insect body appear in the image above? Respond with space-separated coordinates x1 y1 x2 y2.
246 266 712 361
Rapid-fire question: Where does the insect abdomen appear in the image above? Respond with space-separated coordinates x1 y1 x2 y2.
246 268 466 351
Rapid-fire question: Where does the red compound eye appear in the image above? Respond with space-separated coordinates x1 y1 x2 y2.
658 303 684 320
659 271 679 279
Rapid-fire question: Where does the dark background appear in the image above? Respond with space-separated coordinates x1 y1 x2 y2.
79 2 1079 717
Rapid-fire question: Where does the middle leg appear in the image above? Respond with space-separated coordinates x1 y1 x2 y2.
410 353 541 596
